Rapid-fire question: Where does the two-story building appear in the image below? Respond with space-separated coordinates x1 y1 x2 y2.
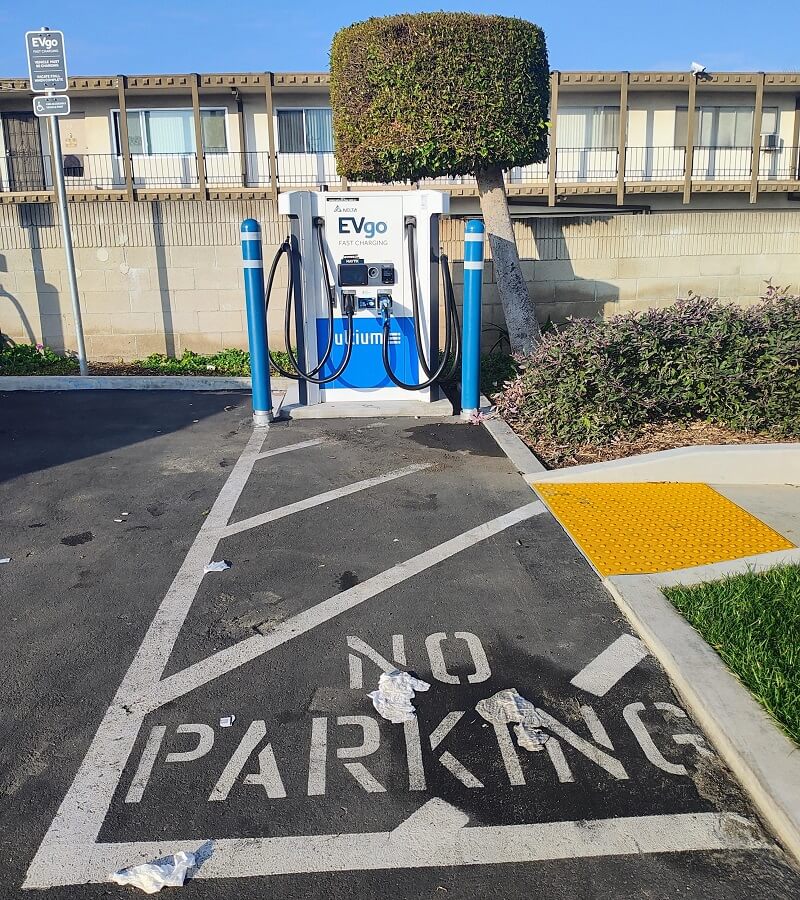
0 70 798 359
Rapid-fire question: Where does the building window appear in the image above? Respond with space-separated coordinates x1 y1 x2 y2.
277 108 334 153
112 108 228 155
557 106 620 148
674 106 778 147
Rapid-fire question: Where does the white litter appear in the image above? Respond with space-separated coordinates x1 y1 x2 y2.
0 558 10 564
475 688 548 751
110 851 195 894
368 670 430 723
219 715 235 727
203 560 231 573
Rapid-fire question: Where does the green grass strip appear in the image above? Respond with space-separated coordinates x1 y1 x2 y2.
664 564 800 746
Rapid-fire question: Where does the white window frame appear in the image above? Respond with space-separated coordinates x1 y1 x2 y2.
674 105 778 149
110 107 230 156
557 106 620 149
275 106 334 154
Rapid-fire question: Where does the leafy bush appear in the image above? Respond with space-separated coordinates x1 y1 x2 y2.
330 13 549 181
0 344 295 377
0 342 79 375
134 347 294 377
134 348 251 375
495 288 800 447
480 352 519 398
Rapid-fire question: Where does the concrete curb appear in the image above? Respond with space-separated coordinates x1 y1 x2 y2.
529 443 800 486
607 556 800 864
0 375 293 392
479 397 547 476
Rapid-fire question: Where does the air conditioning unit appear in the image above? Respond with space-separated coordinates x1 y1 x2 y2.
760 133 780 151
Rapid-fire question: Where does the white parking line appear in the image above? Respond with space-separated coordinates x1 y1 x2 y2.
256 437 331 460
222 464 431 537
24 805 769 887
570 634 650 697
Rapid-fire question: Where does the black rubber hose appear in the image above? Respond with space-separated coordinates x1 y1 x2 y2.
405 219 432 377
264 227 355 385
381 231 460 391
440 250 461 382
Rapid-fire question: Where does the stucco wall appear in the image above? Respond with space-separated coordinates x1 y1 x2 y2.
0 199 797 360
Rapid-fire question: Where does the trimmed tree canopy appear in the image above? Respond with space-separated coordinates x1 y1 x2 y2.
330 13 550 182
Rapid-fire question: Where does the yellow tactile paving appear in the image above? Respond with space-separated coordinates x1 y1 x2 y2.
532 482 794 576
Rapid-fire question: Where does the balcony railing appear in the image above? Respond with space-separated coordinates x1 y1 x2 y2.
1 145 798 194
758 145 799 180
130 153 199 188
556 147 619 182
691 146 752 180
276 151 339 188
0 153 126 191
625 147 686 181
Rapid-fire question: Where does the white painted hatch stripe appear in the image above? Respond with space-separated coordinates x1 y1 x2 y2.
255 437 330 460
570 634 650 697
221 463 430 537
148 500 547 711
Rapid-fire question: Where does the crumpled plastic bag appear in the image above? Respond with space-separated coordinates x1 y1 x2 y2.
368 670 430 723
110 851 195 894
203 560 230 573
475 688 548 751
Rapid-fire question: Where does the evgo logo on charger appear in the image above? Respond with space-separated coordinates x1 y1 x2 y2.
338 217 387 239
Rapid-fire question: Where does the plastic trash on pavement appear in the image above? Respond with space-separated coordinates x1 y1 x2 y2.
475 688 548 751
203 560 231 573
110 850 195 894
368 670 430 723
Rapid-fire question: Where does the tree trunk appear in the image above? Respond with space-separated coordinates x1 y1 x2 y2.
475 165 541 354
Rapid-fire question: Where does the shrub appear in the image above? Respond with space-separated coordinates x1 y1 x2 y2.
330 13 549 182
134 348 294 377
494 288 800 447
0 342 79 375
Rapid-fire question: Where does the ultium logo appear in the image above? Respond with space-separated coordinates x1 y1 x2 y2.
334 332 401 346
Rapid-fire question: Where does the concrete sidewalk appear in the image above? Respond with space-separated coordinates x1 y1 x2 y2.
1 392 799 898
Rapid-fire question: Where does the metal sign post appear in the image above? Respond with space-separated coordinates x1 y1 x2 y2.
26 27 87 375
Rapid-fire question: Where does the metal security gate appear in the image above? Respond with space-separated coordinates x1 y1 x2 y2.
2 111 46 191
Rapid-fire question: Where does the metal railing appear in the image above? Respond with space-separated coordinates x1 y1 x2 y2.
0 153 126 191
556 147 618 182
691 146 752 180
204 151 273 187
2 145 798 195
625 147 686 181
129 153 199 188
758 145 799 180
276 151 339 188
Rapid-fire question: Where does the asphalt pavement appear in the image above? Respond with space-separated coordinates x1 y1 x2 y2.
1 390 798 898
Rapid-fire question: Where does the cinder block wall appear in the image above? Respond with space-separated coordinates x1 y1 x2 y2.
1 201 798 360
441 210 800 348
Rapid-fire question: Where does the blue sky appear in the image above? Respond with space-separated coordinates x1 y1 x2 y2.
1 1 798 76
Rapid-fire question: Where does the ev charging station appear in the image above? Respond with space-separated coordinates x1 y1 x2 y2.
242 190 483 422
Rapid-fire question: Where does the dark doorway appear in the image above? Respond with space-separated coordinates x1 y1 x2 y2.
2 112 46 191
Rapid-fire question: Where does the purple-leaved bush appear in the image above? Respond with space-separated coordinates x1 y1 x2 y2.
494 287 800 447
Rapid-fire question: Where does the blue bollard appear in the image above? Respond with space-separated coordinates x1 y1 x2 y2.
461 219 485 418
241 218 273 426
